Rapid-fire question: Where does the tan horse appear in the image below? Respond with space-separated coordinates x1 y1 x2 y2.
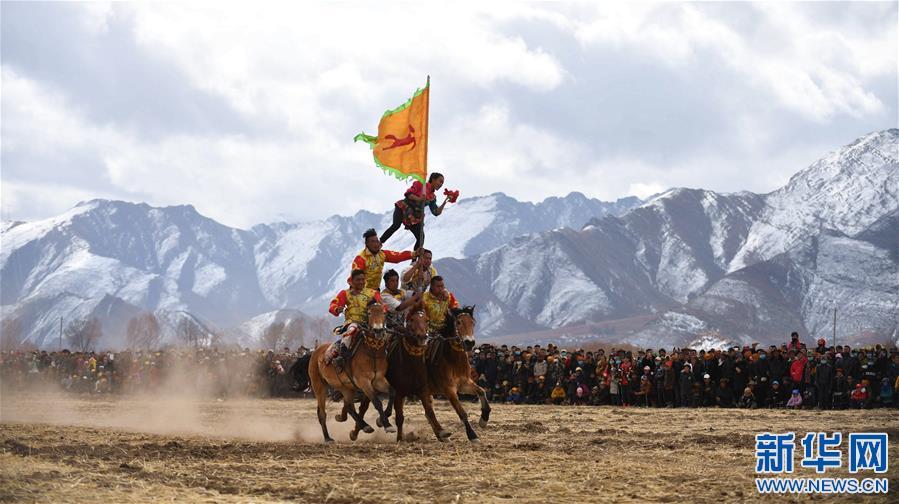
426 306 490 442
353 309 451 442
305 302 393 442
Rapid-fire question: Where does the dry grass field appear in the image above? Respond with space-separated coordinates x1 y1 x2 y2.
1 393 897 503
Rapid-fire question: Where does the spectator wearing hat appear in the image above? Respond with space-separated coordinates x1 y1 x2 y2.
739 387 757 408
634 375 652 407
701 374 716 407
877 378 894 408
788 332 802 352
831 368 849 409
507 386 523 404
816 353 835 409
608 367 621 406
550 380 566 405
850 383 868 409
786 389 802 409
767 380 785 408
845 347 861 381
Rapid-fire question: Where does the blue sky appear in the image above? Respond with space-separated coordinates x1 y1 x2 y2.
2 2 896 228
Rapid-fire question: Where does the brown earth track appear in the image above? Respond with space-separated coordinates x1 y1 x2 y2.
1 394 897 503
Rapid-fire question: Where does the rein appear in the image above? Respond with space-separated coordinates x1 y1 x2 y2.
402 336 427 357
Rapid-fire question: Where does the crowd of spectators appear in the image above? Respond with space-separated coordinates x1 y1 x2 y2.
3 332 897 410
469 333 899 409
0 347 305 398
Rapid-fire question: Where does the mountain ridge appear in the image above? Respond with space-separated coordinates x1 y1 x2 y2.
2 129 896 349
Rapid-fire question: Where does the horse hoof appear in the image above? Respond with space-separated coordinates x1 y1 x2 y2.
362 425 375 434
468 437 480 444
478 418 488 428
335 413 347 423
376 417 383 427
324 438 335 444
349 430 358 441
437 430 452 440
385 425 397 434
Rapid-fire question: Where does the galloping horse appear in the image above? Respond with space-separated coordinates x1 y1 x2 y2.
353 309 451 442
293 302 393 442
426 306 490 442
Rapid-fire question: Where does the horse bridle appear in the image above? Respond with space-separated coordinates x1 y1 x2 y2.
362 303 388 351
426 311 474 353
402 310 428 356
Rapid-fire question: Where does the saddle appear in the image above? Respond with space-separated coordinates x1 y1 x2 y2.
324 327 364 367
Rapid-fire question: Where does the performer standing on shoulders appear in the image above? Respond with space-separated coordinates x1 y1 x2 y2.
381 269 422 331
402 248 437 294
351 228 419 291
380 172 448 250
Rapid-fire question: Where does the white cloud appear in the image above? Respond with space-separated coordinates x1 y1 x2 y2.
572 2 892 122
1 2 895 227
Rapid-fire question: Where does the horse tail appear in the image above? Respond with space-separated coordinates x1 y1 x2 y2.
289 353 312 391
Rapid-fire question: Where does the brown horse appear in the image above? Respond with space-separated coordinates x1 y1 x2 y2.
303 302 393 442
427 306 490 442
353 309 451 442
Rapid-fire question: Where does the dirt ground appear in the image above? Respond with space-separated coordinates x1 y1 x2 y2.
1 393 896 503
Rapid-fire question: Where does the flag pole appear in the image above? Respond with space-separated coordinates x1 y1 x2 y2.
417 75 430 251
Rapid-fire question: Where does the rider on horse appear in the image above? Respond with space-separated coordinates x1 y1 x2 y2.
401 248 437 294
381 269 422 332
421 275 459 335
351 228 418 291
328 269 384 368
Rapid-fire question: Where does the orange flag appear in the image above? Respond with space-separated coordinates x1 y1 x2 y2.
354 77 429 183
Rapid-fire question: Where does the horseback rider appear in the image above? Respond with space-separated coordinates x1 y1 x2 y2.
351 228 418 291
379 172 449 250
327 269 384 368
420 275 459 335
381 269 422 332
401 248 437 294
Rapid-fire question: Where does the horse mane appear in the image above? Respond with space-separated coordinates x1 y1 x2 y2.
450 305 476 318
440 314 456 339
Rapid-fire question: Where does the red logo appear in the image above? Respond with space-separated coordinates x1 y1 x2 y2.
383 125 416 150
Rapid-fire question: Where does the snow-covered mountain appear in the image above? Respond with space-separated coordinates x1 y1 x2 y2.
442 129 899 347
0 191 638 348
2 130 895 349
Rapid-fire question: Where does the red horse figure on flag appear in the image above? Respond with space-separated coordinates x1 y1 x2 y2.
383 125 416 150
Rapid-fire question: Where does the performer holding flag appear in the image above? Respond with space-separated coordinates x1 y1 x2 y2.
354 76 458 250
381 172 447 250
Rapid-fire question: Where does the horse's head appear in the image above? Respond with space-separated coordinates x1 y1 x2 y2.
451 305 476 351
406 309 429 346
367 300 386 332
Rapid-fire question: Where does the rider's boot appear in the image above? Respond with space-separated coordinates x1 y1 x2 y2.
332 341 346 369
333 335 352 370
